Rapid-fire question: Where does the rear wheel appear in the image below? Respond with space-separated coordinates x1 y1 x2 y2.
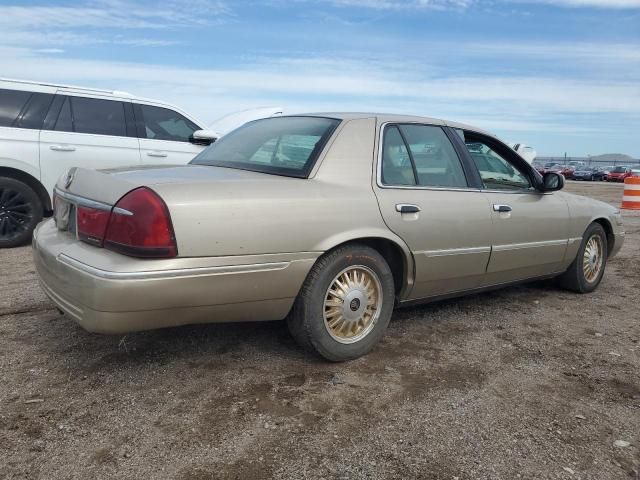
288 244 395 361
558 222 607 293
0 177 43 248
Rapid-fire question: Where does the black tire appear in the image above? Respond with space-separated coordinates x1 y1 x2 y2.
287 244 395 361
557 223 607 293
0 176 43 248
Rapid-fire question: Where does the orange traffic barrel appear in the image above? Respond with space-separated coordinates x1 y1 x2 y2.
621 176 640 210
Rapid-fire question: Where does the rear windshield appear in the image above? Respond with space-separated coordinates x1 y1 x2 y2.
191 116 340 178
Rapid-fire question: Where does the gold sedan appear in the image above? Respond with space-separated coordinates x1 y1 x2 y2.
33 114 625 361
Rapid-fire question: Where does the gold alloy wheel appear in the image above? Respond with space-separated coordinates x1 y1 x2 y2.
583 234 604 283
323 265 383 344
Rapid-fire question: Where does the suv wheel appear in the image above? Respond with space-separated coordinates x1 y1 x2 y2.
0 177 43 248
288 244 395 361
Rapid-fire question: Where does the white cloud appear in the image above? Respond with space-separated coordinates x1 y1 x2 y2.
0 1 227 48
1 46 638 123
521 0 640 7
0 1 228 30
326 0 473 9
311 0 640 8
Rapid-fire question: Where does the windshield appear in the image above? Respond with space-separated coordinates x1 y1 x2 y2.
191 116 341 178
611 166 627 173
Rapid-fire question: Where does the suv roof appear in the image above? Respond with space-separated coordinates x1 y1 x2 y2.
0 77 133 98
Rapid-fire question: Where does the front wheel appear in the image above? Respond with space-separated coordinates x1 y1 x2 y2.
0 177 43 248
288 244 395 361
557 223 608 293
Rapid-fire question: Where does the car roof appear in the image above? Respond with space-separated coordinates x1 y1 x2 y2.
292 112 496 138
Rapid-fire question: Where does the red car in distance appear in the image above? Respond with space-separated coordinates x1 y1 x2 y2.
607 166 632 182
539 164 575 179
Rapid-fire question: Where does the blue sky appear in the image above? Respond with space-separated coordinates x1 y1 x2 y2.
1 0 639 157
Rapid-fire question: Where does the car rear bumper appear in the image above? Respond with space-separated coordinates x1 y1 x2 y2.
33 220 318 334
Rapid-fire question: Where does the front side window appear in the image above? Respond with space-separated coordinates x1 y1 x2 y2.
0 89 32 127
138 105 199 142
191 116 340 178
381 124 468 188
465 140 532 191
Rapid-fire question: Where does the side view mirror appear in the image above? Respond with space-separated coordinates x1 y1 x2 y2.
542 172 564 192
189 129 218 146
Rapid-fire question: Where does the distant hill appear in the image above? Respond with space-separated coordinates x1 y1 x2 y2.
590 153 635 162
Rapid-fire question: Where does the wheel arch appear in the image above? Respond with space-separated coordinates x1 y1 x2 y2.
592 217 615 256
0 166 52 215
314 233 415 300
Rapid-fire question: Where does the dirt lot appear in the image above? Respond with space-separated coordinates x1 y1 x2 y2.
1 181 638 480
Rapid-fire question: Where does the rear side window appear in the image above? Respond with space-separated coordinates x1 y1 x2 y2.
71 97 127 136
138 105 199 142
381 124 468 188
381 126 415 186
15 93 55 129
0 89 32 127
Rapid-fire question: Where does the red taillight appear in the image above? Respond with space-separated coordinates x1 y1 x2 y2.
77 207 111 246
103 187 177 258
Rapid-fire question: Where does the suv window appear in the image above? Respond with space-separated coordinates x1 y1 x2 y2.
15 93 54 130
465 140 531 190
54 97 73 132
381 124 467 188
138 105 199 142
0 89 32 127
72 97 127 136
53 96 127 136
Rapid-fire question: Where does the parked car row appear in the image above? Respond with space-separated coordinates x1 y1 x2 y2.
533 162 638 182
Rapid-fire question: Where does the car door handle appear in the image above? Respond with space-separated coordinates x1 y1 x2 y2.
147 151 168 158
396 204 421 214
50 145 76 152
493 204 512 213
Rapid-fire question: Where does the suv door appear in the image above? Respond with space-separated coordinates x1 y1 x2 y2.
373 122 493 300
134 103 203 165
39 94 141 196
460 131 570 284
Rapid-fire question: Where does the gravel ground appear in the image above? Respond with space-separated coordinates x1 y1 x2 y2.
1 181 638 480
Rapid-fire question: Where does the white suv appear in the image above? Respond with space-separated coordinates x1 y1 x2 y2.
0 78 216 247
